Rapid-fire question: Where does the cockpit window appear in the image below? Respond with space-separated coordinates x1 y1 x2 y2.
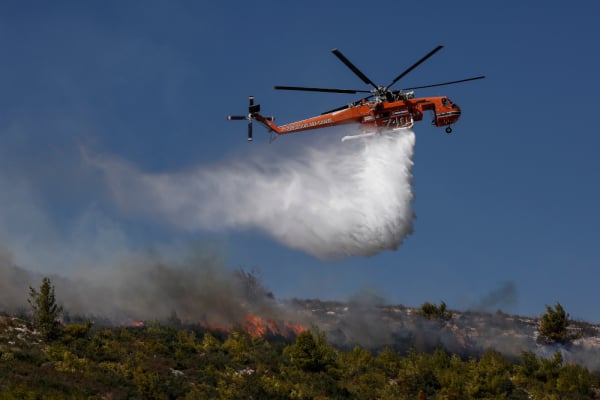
441 97 448 106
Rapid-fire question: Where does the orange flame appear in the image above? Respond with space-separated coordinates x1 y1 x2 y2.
243 314 307 338
284 321 308 335
127 318 145 327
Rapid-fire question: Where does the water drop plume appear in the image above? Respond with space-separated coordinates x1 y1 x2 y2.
97 128 416 259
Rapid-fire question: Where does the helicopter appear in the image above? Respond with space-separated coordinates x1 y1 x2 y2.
228 45 484 142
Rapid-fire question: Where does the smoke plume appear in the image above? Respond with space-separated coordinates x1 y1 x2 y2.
0 246 290 327
469 281 519 313
95 128 416 259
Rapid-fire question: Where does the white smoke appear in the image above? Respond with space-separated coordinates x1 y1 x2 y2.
95 128 416 259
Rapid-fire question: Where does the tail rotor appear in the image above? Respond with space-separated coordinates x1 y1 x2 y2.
228 96 260 141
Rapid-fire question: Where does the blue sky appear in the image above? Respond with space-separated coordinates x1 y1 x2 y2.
1 1 599 322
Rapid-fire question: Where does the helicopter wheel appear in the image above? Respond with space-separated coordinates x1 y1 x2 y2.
445 126 452 134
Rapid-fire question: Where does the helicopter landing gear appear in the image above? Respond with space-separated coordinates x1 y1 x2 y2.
445 126 452 134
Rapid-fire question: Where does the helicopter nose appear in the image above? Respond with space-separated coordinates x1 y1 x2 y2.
449 104 461 124
435 102 461 127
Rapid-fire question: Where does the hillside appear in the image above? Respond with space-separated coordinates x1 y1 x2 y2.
2 303 600 399
3 264 600 397
288 299 600 370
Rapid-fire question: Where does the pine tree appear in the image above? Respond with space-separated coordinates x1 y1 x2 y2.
417 301 453 321
539 303 569 343
28 277 63 341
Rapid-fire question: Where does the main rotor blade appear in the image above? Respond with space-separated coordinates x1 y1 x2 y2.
274 85 370 94
331 48 378 89
401 75 486 91
386 45 444 89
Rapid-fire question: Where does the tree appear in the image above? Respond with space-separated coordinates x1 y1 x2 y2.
417 301 452 321
539 303 569 343
284 328 335 373
28 277 63 341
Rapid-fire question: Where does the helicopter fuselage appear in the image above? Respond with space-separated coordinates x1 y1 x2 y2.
254 96 460 136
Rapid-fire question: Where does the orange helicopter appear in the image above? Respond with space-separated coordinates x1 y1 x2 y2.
228 45 484 142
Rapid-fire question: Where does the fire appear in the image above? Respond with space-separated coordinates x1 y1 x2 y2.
126 318 145 327
122 314 307 339
195 314 308 339
244 314 269 337
243 314 307 338
283 321 307 336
